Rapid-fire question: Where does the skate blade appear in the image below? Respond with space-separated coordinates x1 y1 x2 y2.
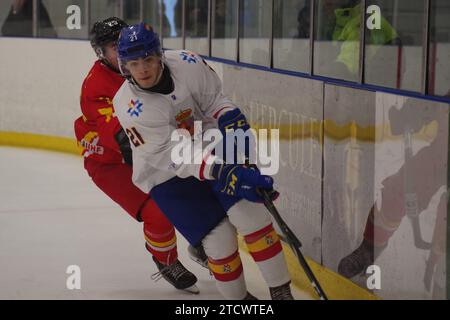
189 256 209 270
181 284 200 294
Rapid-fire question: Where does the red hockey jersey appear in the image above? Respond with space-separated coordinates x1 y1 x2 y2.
74 60 125 164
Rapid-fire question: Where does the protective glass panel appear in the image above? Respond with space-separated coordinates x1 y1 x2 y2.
428 0 450 98
273 0 311 73
364 0 425 93
185 0 209 55
211 0 237 60
161 0 183 49
239 0 272 67
313 0 362 82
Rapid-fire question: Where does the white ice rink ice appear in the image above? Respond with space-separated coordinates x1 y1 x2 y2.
0 146 311 300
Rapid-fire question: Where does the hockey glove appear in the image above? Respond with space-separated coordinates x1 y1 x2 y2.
114 128 133 166
217 108 252 164
211 163 279 203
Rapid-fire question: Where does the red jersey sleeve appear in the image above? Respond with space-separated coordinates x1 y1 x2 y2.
80 61 125 153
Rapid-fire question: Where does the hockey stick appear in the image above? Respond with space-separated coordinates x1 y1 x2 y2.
232 136 328 298
256 188 328 300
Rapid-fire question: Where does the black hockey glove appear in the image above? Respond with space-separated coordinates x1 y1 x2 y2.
115 128 133 166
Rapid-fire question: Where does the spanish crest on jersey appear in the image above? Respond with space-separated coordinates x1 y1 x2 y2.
175 108 195 136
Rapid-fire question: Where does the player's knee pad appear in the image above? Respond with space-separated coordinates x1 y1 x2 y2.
227 200 272 236
202 218 238 260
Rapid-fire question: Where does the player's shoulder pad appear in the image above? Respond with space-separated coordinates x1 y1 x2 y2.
165 50 210 72
82 61 119 98
112 81 131 112
165 50 217 88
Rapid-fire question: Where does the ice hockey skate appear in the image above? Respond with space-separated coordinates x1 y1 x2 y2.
187 244 209 269
269 281 294 300
243 292 258 300
151 256 200 294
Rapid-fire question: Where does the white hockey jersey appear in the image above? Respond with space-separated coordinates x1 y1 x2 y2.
113 50 236 193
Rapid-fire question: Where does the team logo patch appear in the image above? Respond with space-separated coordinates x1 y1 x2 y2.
265 234 275 246
175 108 194 135
127 99 143 117
80 131 104 157
223 264 232 273
180 51 198 64
106 20 119 28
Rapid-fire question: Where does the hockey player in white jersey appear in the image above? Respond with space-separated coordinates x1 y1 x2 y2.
113 22 293 300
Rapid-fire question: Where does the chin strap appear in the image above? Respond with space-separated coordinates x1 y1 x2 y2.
154 61 165 84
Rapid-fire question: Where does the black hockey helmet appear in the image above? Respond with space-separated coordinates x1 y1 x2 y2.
90 17 128 58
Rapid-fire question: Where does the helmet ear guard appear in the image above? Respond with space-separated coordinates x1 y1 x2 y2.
89 17 128 59
94 46 104 59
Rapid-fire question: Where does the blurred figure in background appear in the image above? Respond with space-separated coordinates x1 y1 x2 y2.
1 0 56 37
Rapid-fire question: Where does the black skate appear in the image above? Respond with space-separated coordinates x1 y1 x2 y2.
243 292 258 300
151 256 199 294
337 239 385 278
188 244 209 269
269 282 294 300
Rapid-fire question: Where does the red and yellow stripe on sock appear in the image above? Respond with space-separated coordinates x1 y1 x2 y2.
244 224 282 262
208 250 243 282
144 229 178 265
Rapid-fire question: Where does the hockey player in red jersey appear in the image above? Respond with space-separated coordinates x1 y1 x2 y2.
74 17 205 293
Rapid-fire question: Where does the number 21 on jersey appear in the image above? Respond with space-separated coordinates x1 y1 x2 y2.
126 127 145 147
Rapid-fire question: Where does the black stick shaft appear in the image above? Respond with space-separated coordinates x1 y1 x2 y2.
260 190 328 300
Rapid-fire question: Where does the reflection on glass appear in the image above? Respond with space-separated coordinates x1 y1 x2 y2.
40 0 86 39
239 0 271 66
428 0 450 98
143 0 170 38
364 0 424 93
336 97 448 299
162 0 182 49
185 0 209 55
0 1 13 35
0 0 56 38
123 0 140 25
273 0 311 72
313 0 361 82
211 0 237 60
380 99 448 299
